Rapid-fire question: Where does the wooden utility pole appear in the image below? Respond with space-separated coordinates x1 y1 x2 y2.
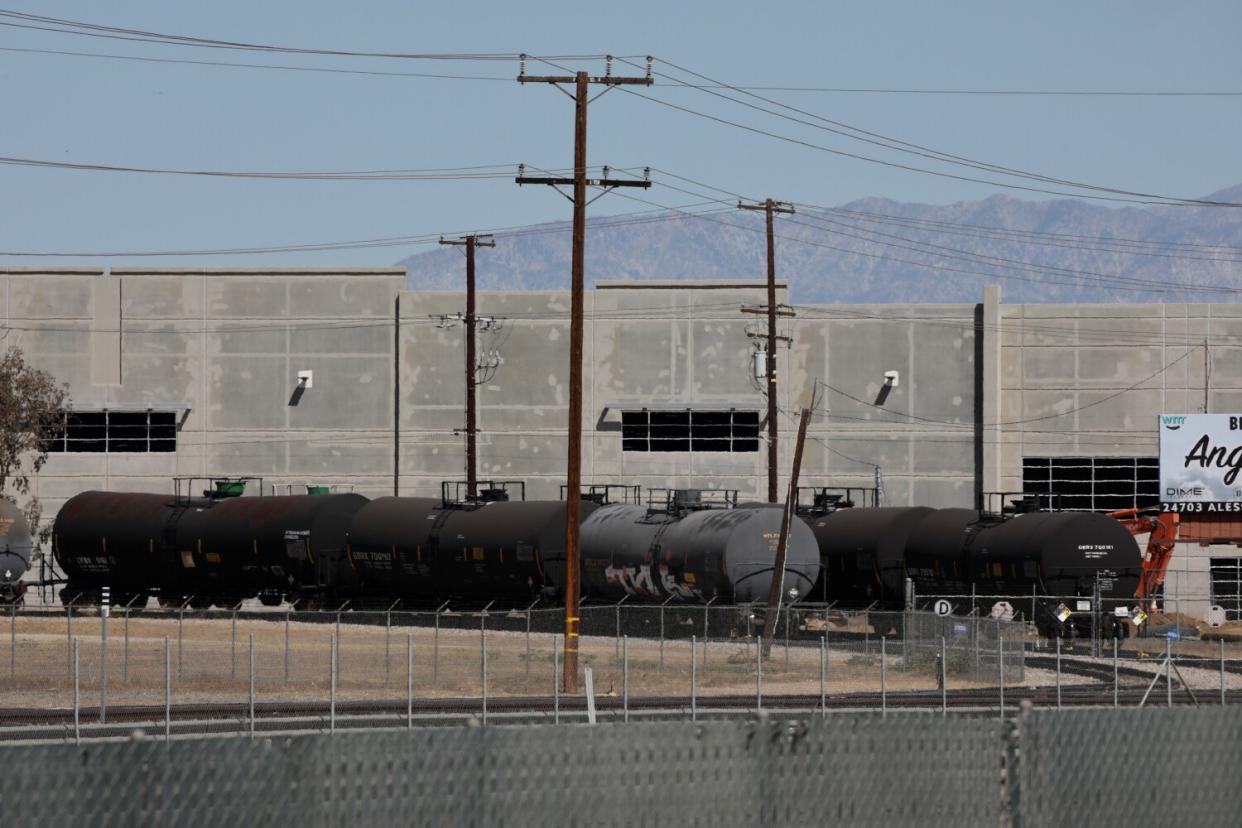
760 387 815 656
738 199 795 503
516 56 652 693
439 234 495 499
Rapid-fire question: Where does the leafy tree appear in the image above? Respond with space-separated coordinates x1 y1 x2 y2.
0 346 68 543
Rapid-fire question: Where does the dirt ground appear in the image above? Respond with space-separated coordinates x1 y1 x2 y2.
0 613 1000 712
6 611 1240 716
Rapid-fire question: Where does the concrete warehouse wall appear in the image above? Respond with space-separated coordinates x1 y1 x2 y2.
6 267 1242 610
399 280 980 504
1 267 405 518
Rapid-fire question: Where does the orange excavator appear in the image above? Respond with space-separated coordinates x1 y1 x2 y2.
1107 508 1179 612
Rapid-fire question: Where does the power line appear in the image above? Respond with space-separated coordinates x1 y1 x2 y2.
0 200 731 257
0 156 533 180
0 10 614 62
0 44 516 80
607 183 1242 298
817 346 1199 429
651 167 1242 259
632 57 1242 209
662 83 1242 98
610 72 1240 209
618 169 1242 297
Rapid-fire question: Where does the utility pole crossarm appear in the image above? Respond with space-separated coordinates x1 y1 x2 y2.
516 176 652 188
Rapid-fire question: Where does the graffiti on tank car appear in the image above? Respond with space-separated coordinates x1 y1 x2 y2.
605 563 657 596
658 565 699 600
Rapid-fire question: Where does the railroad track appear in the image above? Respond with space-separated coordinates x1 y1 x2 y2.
3 680 1232 734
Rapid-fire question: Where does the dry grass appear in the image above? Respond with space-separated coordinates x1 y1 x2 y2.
0 613 993 712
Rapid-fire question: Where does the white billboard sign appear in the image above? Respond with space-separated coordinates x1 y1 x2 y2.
1159 413 1242 511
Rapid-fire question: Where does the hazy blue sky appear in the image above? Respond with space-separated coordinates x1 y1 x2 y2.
1 1 1238 267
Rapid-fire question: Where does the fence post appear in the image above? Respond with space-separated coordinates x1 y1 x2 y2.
941 635 948 716
1222 638 1227 707
1117 640 1127 710
72 640 81 749
407 633 413 729
615 599 623 660
525 605 532 679
9 605 14 680
659 600 666 671
997 619 1004 720
177 602 185 679
164 636 171 742
553 636 560 725
385 608 392 687
100 599 109 724
330 633 337 734
881 635 887 719
122 606 129 684
73 637 80 745
623 634 629 723
783 607 791 672
231 607 238 681
1055 635 1062 710
66 603 72 681
481 610 488 726
819 635 826 720
755 635 762 713
1166 636 1172 708
249 634 256 739
973 617 980 677
284 608 291 685
434 609 441 683
690 634 697 722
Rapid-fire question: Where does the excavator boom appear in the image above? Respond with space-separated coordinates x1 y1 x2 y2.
1107 507 1179 609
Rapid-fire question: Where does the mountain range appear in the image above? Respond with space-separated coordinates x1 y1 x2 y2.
400 184 1242 304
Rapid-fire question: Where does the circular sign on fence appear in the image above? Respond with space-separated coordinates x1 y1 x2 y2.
933 599 953 617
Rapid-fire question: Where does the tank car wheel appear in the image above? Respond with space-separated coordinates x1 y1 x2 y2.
258 590 283 608
157 594 185 609
188 596 214 610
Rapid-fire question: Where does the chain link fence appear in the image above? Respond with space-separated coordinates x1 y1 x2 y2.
0 603 1034 731
13 599 1242 740
8 706 1242 826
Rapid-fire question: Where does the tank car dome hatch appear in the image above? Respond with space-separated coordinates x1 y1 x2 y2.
0 499 33 600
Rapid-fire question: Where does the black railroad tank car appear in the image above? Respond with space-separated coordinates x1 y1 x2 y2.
804 505 1143 609
580 503 820 603
54 491 181 606
902 508 1142 600
348 498 598 605
173 492 368 607
54 490 368 607
803 506 935 605
0 500 33 604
